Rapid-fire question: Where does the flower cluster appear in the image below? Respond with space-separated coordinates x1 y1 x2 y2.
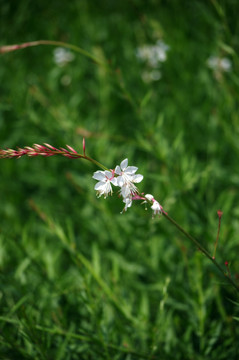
207 55 231 73
206 55 232 82
136 40 169 68
93 158 163 216
136 40 170 83
93 158 143 212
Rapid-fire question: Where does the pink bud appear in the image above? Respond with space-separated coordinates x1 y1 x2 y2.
44 143 57 150
66 145 77 154
83 137 86 156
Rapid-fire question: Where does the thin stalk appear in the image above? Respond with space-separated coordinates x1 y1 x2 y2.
0 40 108 68
83 155 108 171
162 212 239 293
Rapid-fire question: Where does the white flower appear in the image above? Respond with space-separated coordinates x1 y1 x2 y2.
145 194 162 217
53 47 75 67
207 56 232 72
115 159 143 197
155 40 169 62
151 200 162 216
145 194 154 201
136 40 169 68
92 170 117 198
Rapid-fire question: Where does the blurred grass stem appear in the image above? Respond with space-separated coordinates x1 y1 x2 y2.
0 40 139 111
0 40 108 68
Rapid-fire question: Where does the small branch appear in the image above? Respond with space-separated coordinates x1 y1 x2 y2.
162 212 239 293
0 143 108 170
0 40 108 68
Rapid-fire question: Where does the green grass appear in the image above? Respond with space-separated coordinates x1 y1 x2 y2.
1 0 239 359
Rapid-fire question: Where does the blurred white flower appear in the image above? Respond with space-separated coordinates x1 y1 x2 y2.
92 170 117 198
136 40 169 82
53 47 75 67
207 56 231 72
136 40 169 68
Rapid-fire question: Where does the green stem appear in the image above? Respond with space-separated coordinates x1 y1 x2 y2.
162 212 239 293
37 40 109 68
1 40 108 68
83 155 109 171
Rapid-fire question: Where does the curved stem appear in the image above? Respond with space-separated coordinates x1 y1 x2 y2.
36 40 109 68
0 40 109 68
162 212 239 293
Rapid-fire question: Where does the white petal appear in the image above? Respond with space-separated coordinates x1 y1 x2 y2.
123 196 132 208
94 181 106 190
115 165 121 175
117 176 125 187
121 196 132 212
132 174 143 183
104 182 112 194
121 185 131 198
104 170 112 178
120 158 128 170
145 194 154 201
151 201 162 213
125 166 138 174
151 202 159 210
111 177 118 186
93 171 106 181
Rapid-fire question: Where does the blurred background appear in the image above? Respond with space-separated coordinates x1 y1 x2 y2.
1 0 239 358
